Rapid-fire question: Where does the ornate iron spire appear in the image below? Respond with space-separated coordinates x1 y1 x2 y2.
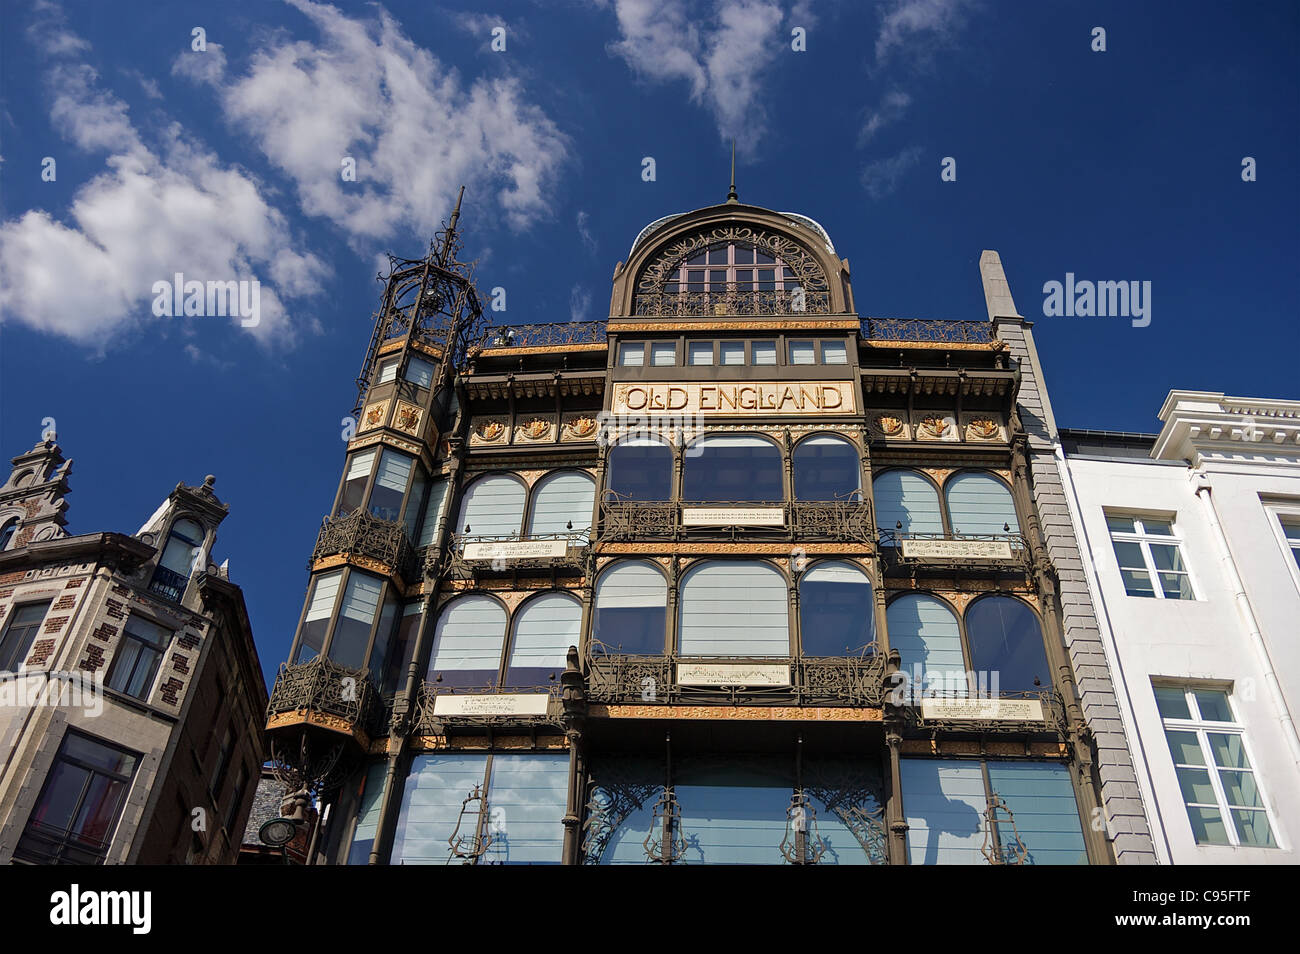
726 140 739 204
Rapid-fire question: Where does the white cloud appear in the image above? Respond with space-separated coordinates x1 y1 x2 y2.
177 0 567 242
569 284 593 322
0 14 326 348
859 90 911 144
861 145 922 200
604 0 786 151
170 42 227 85
875 0 974 64
576 210 597 254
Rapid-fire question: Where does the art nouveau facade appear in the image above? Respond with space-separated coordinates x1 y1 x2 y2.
265 193 1157 864
1060 393 1300 863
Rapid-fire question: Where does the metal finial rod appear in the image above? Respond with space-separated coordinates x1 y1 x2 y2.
727 141 738 203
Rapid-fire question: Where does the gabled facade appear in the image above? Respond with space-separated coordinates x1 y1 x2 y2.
1060 392 1300 863
266 193 1155 865
0 441 267 864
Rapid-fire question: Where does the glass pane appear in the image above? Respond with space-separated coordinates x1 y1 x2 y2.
392 754 488 864
1231 809 1275 847
1153 686 1191 720
480 754 569 864
404 356 436 388
1110 540 1147 570
1187 806 1230 845
458 475 526 537
1141 518 1174 536
347 763 389 865
682 436 783 503
30 762 89 830
528 471 595 536
985 762 1088 865
887 594 966 700
1148 544 1185 572
751 340 776 365
755 250 775 264
427 596 506 687
1175 767 1217 806
650 342 676 366
376 358 398 384
792 436 860 501
687 252 706 266
593 561 668 655
1195 691 1234 723
1105 514 1136 533
1119 568 1156 598
900 759 987 864
707 247 728 265
607 441 673 502
874 470 943 535
1165 730 1205 766
1207 732 1249 768
1217 769 1263 808
965 596 1051 696
674 759 790 865
688 342 713 366
1159 572 1194 600
506 593 580 686
1281 518 1300 543
719 341 745 365
821 341 848 365
789 340 815 365
63 734 138 776
618 343 644 367
72 773 126 845
678 561 790 656
945 472 1019 536
733 247 754 265
799 562 873 655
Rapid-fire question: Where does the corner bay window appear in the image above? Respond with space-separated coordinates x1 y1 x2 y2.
336 447 425 530
293 568 392 672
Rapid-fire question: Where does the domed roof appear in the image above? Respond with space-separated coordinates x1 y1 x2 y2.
627 206 836 258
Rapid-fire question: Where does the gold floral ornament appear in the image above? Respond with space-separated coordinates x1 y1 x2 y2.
919 416 950 438
967 418 1000 440
874 414 904 437
475 420 504 441
523 418 552 440
568 416 597 438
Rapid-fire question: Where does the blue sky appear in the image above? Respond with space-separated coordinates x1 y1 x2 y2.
2 0 1297 684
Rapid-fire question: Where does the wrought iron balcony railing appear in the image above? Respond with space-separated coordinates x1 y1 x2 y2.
311 509 417 582
412 682 565 733
479 321 607 350
585 643 886 708
148 565 189 603
266 656 384 740
861 318 995 343
634 288 831 317
598 498 875 544
877 529 1031 573
430 530 591 579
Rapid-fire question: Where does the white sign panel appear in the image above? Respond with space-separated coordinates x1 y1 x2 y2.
681 507 785 527
900 539 1013 560
432 694 551 716
462 539 568 561
677 663 790 686
919 698 1044 722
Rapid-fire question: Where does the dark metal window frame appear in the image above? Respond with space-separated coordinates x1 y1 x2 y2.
0 599 51 672
332 445 427 529
289 566 396 674
428 588 581 689
104 613 173 700
874 466 1022 539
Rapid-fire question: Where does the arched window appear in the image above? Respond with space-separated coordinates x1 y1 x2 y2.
159 518 203 576
528 472 595 536
678 561 789 656
428 596 507 687
873 471 943 535
945 472 1019 535
592 561 667 654
0 518 19 550
798 561 873 655
457 475 526 537
886 594 966 697
793 435 861 501
607 438 673 501
965 596 1050 697
682 435 783 502
506 593 581 685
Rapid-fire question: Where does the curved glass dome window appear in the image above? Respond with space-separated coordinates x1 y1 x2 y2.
592 561 667 654
678 561 789 656
682 435 783 502
665 243 803 297
793 435 862 501
945 472 1019 536
964 596 1050 697
428 595 507 688
506 592 581 686
873 471 943 535
607 437 673 502
457 474 526 537
798 561 873 656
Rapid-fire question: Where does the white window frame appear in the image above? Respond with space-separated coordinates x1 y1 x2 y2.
1263 501 1300 597
1106 513 1196 600
1155 683 1279 849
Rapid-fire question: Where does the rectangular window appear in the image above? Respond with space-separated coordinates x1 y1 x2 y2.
719 341 745 366
901 759 1087 864
417 478 449 549
375 358 398 385
1155 684 1276 848
821 340 848 365
751 340 776 365
369 449 413 523
338 449 377 516
329 572 383 669
1106 514 1194 599
789 340 816 365
688 342 714 366
297 570 343 663
404 356 436 389
15 731 140 865
105 616 172 700
617 342 645 367
0 601 50 672
1281 517 1300 567
347 762 389 865
650 342 676 366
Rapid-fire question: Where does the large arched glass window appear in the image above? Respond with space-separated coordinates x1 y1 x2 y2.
159 518 203 576
793 435 861 501
678 561 789 656
886 594 966 697
945 472 1019 535
666 243 803 296
607 438 673 501
965 597 1050 697
592 561 667 654
798 561 873 655
682 435 783 502
528 472 595 536
873 471 943 535
457 475 526 537
428 596 507 687
506 593 581 685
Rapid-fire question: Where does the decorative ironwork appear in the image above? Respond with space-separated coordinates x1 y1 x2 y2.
581 758 663 865
268 733 348 802
643 789 687 864
311 509 417 582
862 318 995 343
906 688 1069 737
790 499 875 543
598 498 678 541
585 643 885 708
266 655 384 739
477 321 607 350
412 682 564 734
448 785 493 864
803 759 889 865
433 530 590 581
877 529 1031 574
982 793 1029 865
634 287 831 317
148 565 188 602
780 792 827 864
597 496 875 544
